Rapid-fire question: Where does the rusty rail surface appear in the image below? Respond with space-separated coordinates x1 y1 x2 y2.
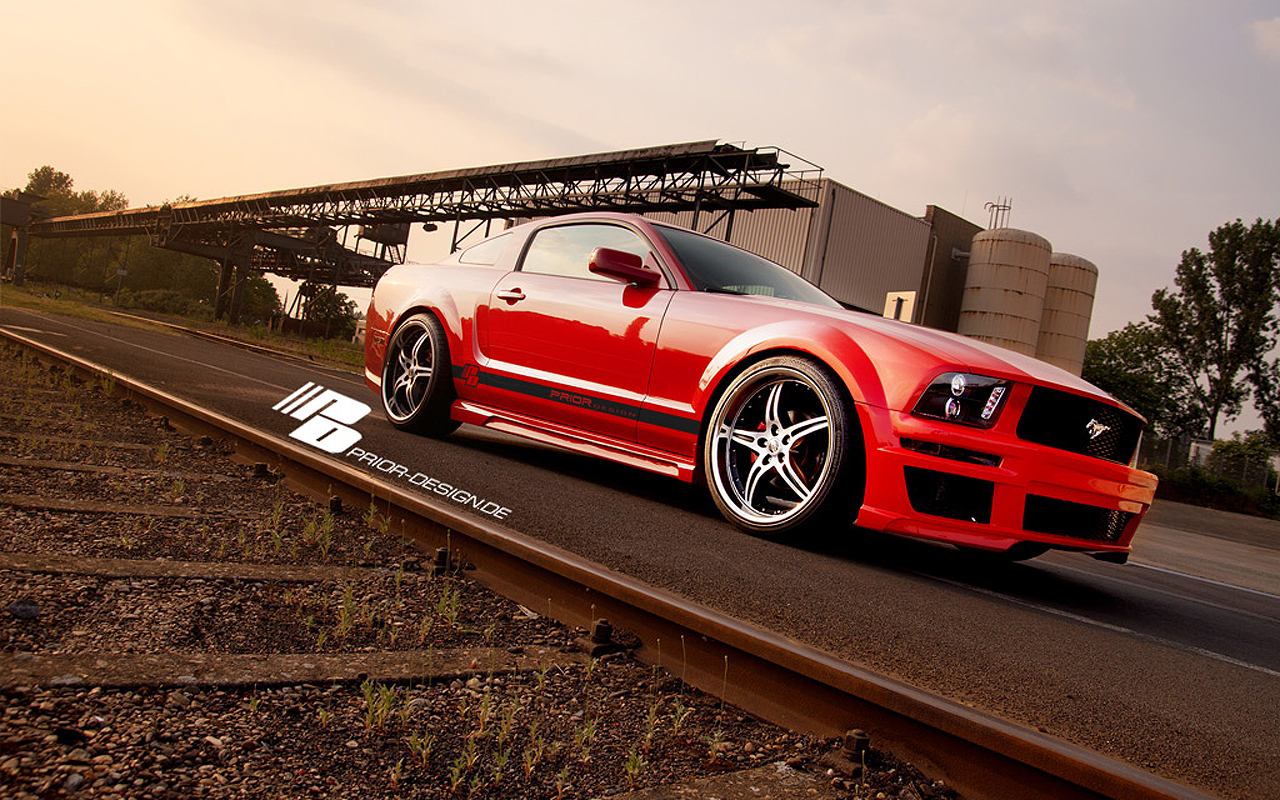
0 326 1213 800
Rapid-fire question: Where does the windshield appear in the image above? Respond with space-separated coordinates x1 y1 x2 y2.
654 224 841 309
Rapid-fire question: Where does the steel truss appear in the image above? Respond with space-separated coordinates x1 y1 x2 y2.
27 140 821 318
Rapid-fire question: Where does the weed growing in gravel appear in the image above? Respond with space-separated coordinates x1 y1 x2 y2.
416 612 434 645
705 728 725 760
58 369 76 399
317 521 334 558
448 752 468 792
335 583 356 641
154 441 169 464
498 698 519 746
96 371 116 396
522 730 545 779
435 582 460 628
492 746 511 785
271 497 286 530
463 736 481 770
555 764 571 800
643 699 661 751
573 716 599 763
475 693 494 735
361 678 400 731
671 697 692 735
404 730 434 765
624 744 647 787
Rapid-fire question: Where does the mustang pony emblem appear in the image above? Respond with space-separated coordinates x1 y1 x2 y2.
1086 418 1111 440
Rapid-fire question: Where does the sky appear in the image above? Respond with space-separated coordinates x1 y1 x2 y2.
3 1 1278 339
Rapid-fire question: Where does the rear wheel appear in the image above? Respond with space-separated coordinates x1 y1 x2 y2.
704 356 859 538
380 313 460 436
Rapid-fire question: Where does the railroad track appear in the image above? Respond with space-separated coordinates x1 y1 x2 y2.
0 323 1212 800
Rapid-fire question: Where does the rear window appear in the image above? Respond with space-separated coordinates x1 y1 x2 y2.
459 234 511 265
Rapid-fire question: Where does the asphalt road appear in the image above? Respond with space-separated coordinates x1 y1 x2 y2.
3 306 1277 800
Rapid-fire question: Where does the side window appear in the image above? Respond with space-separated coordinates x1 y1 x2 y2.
520 223 652 281
459 234 511 265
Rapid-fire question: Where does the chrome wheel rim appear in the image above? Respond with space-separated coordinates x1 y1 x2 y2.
709 368 834 525
382 320 435 422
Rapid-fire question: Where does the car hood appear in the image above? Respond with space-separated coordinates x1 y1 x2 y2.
772 298 1129 410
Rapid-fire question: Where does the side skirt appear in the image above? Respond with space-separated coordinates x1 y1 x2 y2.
452 400 697 482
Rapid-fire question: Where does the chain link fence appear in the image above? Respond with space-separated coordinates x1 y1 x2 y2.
1138 436 1278 492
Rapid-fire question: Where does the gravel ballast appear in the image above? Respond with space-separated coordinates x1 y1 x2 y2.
0 340 957 799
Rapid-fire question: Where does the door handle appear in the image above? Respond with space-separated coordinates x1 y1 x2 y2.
496 289 526 303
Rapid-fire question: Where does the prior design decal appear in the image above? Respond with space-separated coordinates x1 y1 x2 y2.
273 383 512 521
274 382 371 454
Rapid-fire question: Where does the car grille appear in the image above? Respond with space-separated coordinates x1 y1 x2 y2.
1023 494 1133 543
903 467 993 524
1016 387 1143 464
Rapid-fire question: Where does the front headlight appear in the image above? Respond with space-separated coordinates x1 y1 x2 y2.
912 372 1012 428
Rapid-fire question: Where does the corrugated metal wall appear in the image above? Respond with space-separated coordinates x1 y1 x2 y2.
805 182 931 314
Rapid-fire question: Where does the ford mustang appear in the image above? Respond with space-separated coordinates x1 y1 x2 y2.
364 212 1157 562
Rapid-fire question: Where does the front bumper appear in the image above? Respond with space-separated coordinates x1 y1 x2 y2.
856 409 1158 555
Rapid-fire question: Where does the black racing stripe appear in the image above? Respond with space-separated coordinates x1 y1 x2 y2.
638 408 701 435
452 365 699 435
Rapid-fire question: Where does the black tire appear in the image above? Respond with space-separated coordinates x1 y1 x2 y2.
380 312 460 436
703 356 860 538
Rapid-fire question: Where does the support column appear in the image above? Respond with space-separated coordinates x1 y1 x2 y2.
12 227 28 287
214 257 233 320
228 261 247 325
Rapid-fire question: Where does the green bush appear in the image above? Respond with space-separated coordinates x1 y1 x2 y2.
1152 465 1280 518
118 288 201 316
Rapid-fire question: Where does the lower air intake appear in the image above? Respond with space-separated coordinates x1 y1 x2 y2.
903 467 993 524
1023 495 1133 542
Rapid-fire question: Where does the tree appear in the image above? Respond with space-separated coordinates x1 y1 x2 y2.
1149 218 1280 440
241 275 282 325
299 281 358 340
1082 322 1200 437
16 166 127 217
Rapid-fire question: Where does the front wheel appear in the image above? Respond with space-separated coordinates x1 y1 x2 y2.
703 356 860 538
380 313 460 436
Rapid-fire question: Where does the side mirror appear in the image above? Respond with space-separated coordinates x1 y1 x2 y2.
589 247 661 286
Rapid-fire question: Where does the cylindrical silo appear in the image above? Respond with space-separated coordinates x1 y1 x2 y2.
1035 252 1098 376
957 228 1053 356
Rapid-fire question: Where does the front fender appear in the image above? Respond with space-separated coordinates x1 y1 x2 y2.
692 320 889 415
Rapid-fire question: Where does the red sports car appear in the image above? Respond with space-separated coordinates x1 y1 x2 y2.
364 212 1156 562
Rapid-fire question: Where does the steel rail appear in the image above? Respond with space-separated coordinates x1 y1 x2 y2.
0 327 1213 800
